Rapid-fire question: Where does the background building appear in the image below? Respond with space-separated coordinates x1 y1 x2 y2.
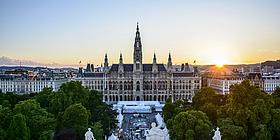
0 69 68 94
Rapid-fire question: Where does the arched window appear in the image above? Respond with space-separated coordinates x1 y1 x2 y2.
136 81 140 91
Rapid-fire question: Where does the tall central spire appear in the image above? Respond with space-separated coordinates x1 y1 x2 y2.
133 22 142 64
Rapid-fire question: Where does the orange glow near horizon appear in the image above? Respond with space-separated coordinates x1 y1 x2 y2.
216 63 224 68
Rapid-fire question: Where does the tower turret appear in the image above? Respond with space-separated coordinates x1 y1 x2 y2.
104 53 109 70
167 52 172 72
118 53 124 73
152 53 158 73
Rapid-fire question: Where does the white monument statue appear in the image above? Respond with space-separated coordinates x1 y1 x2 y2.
212 127 221 140
162 126 170 140
85 128 95 140
146 122 165 140
116 111 123 128
108 133 118 140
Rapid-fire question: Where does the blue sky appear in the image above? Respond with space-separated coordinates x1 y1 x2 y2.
0 0 280 66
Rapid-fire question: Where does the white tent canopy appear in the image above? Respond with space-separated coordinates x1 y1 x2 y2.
117 101 161 106
123 105 151 113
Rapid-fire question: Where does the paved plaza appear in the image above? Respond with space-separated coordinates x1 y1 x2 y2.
121 112 161 140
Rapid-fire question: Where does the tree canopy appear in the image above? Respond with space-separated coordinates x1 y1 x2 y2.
7 113 30 140
0 81 117 140
164 80 280 140
169 110 212 140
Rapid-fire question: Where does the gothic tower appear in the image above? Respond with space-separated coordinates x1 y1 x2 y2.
152 53 158 73
118 53 124 74
133 22 143 72
133 22 143 101
167 52 172 72
104 53 109 71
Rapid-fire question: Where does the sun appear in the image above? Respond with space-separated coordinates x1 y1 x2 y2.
213 58 227 68
216 63 224 68
201 45 233 67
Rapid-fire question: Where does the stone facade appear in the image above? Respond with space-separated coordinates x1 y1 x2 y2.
0 74 67 94
76 23 201 103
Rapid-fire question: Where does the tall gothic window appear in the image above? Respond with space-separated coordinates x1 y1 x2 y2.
136 81 140 91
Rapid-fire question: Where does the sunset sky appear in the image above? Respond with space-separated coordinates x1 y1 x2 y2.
0 0 280 66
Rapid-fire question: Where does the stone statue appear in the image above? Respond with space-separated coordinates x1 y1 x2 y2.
146 122 165 140
108 133 118 140
212 127 221 140
85 128 95 140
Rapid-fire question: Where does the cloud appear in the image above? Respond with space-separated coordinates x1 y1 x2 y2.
0 56 80 68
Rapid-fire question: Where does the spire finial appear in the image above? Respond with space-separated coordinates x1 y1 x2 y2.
136 22 139 31
119 52 123 65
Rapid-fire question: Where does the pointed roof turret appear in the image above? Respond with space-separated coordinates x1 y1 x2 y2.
153 53 157 64
167 52 172 72
104 53 109 68
152 53 158 73
118 53 124 73
119 53 123 64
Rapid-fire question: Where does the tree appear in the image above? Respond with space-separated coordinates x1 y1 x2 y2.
39 130 53 140
7 113 30 140
272 86 280 108
0 92 34 109
0 105 12 131
219 80 273 139
271 109 280 139
61 103 89 139
14 99 55 140
0 105 12 140
217 118 246 140
162 100 176 122
86 90 117 135
50 81 90 117
170 110 212 140
36 87 54 109
192 87 226 125
93 121 104 140
50 81 117 136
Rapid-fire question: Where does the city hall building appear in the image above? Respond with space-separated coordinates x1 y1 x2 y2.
76 23 201 103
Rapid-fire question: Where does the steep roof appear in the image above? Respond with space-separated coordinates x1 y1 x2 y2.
109 64 167 72
247 73 262 79
83 72 104 77
173 72 194 77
